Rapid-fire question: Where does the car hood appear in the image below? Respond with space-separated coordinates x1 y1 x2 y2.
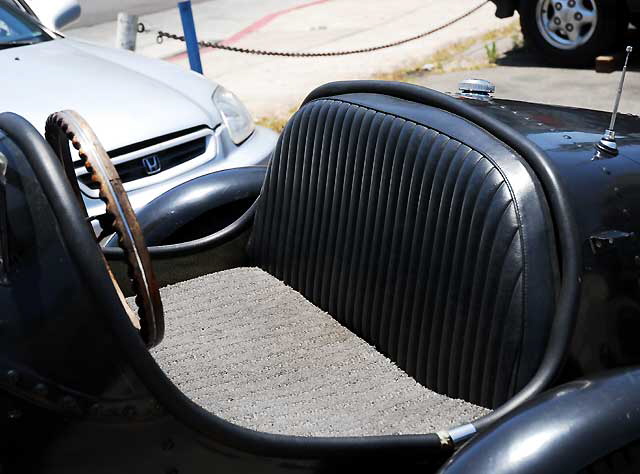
1 38 222 151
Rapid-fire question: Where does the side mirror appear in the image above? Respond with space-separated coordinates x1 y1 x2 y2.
25 0 81 31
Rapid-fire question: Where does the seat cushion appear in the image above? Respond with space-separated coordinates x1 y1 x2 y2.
250 94 559 408
148 267 490 437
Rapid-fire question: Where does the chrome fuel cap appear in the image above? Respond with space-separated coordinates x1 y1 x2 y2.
458 78 495 97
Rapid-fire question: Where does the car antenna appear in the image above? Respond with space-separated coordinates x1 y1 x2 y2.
595 46 633 158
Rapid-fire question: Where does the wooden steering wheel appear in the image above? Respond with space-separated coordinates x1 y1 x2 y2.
45 110 164 348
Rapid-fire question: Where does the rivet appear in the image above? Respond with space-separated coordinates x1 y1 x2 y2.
6 370 19 385
33 383 47 397
60 395 77 411
600 344 610 361
162 438 175 451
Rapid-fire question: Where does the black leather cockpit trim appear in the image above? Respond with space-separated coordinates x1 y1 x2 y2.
22 81 579 458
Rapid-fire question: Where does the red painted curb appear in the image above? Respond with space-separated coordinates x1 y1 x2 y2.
222 0 330 45
167 0 330 63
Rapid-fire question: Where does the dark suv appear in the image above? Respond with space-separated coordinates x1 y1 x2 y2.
491 0 640 66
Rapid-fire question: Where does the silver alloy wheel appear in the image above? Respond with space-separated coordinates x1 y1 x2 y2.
536 0 598 50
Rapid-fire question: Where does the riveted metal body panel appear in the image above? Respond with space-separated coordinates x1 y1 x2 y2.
461 97 640 382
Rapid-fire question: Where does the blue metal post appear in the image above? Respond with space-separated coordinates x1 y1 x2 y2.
178 0 203 74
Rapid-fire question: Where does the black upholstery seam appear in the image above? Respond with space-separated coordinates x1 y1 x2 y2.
421 138 462 384
396 128 440 372
447 161 497 398
494 267 524 404
465 190 513 403
429 144 474 392
413 135 454 385
386 125 432 362
481 218 520 404
311 97 531 397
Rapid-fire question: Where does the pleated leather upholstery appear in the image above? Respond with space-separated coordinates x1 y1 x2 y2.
251 95 558 409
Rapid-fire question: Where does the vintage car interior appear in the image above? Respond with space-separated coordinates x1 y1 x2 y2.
1 80 639 473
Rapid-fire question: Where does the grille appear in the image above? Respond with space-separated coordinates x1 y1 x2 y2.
77 135 207 190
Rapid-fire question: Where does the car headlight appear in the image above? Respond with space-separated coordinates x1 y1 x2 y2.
213 86 255 145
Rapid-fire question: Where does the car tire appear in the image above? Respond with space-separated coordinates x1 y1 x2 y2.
519 0 626 67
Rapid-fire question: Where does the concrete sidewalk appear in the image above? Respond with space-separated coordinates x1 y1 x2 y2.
66 0 511 119
68 0 306 60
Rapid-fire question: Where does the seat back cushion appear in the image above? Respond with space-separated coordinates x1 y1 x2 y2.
250 93 559 408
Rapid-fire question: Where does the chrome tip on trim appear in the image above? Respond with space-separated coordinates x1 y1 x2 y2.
437 424 478 449
449 423 478 445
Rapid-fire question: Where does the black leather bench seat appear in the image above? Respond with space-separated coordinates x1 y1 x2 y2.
148 267 491 437
146 88 558 438
251 95 558 409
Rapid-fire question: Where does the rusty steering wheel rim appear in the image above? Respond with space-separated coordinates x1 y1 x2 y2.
45 110 164 348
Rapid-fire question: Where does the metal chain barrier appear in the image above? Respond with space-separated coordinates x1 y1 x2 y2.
142 1 488 57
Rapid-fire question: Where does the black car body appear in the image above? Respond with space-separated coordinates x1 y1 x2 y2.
491 0 640 66
491 0 640 19
1 80 639 473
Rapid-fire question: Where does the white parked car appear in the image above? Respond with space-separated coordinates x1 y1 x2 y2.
1 0 277 232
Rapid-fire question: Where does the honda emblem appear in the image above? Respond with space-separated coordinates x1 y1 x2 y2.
141 155 162 175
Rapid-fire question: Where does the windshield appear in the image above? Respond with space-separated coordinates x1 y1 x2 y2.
0 0 50 48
